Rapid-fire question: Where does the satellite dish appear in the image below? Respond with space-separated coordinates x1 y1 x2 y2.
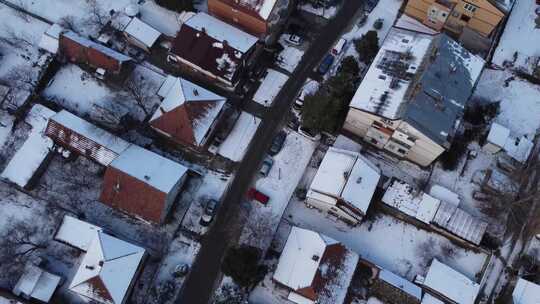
125 4 139 17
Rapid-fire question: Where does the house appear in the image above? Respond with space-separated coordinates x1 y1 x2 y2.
59 31 133 76
382 179 487 245
38 23 63 54
273 226 359 304
483 122 533 163
306 147 381 225
99 145 188 224
418 259 480 304
344 27 484 167
67 230 146 304
403 0 504 38
207 0 290 38
150 75 227 148
45 110 131 166
512 278 540 304
122 17 161 52
168 12 259 87
12 263 61 303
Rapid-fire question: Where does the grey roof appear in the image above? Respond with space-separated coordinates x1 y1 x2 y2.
63 31 132 62
404 35 484 148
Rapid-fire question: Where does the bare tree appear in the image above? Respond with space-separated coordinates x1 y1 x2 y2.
241 213 279 250
84 0 109 29
4 64 38 91
0 218 48 285
59 15 79 33
123 73 159 117
14 0 31 23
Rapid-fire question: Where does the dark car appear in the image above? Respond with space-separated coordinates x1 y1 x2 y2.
199 199 218 226
269 131 287 156
318 54 335 75
259 155 274 177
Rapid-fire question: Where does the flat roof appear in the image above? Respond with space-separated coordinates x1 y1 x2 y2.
424 259 480 304
124 17 161 47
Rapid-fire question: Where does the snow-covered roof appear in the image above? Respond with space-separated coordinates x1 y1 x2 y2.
273 226 336 291
55 215 103 251
487 122 510 148
124 17 161 48
513 278 540 304
253 69 289 107
504 135 533 163
13 263 61 303
429 185 460 206
151 76 226 145
39 23 63 54
184 13 258 53
110 145 188 194
421 294 445 304
298 79 320 102
62 31 132 62
350 28 484 147
234 0 278 20
382 179 418 217
432 201 488 245
424 259 480 304
416 193 441 224
378 269 422 300
49 110 131 156
69 231 145 304
309 147 381 214
394 14 439 35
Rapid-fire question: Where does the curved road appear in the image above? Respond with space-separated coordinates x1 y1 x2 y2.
179 2 363 303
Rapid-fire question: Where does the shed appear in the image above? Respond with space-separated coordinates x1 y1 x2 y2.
13 263 61 303
150 76 227 147
123 18 161 52
423 259 480 304
99 145 188 223
68 231 145 304
45 110 131 166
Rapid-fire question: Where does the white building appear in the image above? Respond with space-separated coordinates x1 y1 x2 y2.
484 122 533 163
420 259 480 304
306 147 381 225
273 226 359 304
12 263 61 303
512 278 540 304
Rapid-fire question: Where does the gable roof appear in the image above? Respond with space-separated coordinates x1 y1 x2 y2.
216 0 279 20
513 278 540 304
124 17 161 48
110 145 188 194
69 231 145 304
309 147 381 214
13 264 61 303
62 31 132 63
150 76 226 145
349 28 484 148
424 259 480 304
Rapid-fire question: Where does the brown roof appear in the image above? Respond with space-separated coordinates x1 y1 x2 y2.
171 25 244 82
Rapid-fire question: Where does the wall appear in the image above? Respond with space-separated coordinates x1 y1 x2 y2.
306 194 361 225
99 166 167 223
208 0 267 36
59 35 122 73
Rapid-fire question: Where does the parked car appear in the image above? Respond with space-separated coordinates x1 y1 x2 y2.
213 107 239 145
199 199 218 226
331 38 347 55
318 54 335 75
285 33 302 46
298 126 321 141
247 188 270 205
259 155 274 177
269 131 287 156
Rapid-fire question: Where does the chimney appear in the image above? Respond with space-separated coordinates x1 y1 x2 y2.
144 175 150 181
85 265 95 270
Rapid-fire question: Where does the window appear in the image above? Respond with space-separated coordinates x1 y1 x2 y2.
441 12 447 17
463 3 477 12
460 14 471 22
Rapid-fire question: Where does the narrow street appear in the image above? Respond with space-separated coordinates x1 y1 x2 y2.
178 1 363 303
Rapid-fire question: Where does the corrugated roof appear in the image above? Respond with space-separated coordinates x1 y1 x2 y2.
432 201 488 245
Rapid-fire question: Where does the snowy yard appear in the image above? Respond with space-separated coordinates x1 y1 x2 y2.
218 111 261 162
285 199 489 282
240 130 317 251
253 69 289 107
492 0 540 74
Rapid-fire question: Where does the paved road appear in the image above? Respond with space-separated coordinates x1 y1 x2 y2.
178 1 363 303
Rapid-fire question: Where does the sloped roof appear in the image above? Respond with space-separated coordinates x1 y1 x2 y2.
124 17 161 48
150 76 226 145
378 269 422 301
55 215 103 251
13 264 61 303
69 231 145 304
350 28 484 148
513 278 540 304
223 0 279 20
62 31 132 62
309 147 380 214
424 259 480 304
110 145 188 194
432 201 488 245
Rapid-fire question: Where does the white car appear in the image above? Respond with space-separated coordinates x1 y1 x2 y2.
331 38 347 55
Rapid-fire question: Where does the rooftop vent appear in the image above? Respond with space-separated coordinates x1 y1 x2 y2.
356 177 363 184
85 265 95 270
193 89 199 96
144 175 151 181
312 255 320 261
380 91 389 102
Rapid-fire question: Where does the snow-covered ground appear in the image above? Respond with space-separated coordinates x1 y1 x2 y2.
139 1 185 37
492 0 540 74
299 3 338 19
277 35 306 73
473 68 540 137
285 199 489 282
253 69 289 107
218 111 261 162
42 64 163 129
240 130 317 251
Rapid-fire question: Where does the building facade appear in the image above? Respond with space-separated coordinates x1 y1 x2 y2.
404 0 504 38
